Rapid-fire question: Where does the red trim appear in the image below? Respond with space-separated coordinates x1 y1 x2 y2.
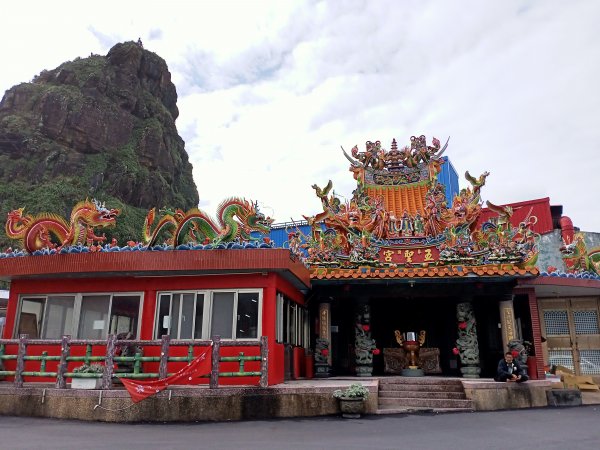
263 283 280 385
0 249 310 288
519 277 600 289
141 290 157 340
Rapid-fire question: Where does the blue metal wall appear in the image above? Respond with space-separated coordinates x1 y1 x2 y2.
437 156 459 206
258 221 314 248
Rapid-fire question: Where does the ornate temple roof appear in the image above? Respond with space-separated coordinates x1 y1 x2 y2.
294 134 540 278
1 134 542 283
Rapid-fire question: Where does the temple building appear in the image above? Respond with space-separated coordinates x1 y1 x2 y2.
1 135 599 385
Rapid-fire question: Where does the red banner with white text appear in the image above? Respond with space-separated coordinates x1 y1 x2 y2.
120 348 212 403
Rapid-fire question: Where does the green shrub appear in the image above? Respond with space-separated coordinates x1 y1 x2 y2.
333 383 369 399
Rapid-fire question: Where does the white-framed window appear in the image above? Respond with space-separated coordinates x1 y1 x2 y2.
15 293 143 339
156 292 205 339
275 293 309 349
154 289 262 340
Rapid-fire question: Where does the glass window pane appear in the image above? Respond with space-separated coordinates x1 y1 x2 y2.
156 294 171 338
180 293 195 339
290 303 297 345
78 295 110 339
194 294 205 339
284 300 290 344
211 292 234 339
110 295 140 338
237 292 259 339
42 296 75 339
276 294 283 342
18 298 45 338
170 294 181 339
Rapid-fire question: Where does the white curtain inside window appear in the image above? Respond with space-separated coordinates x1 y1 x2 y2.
78 295 110 339
43 296 75 339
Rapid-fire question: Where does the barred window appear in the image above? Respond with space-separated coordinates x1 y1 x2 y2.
544 310 569 335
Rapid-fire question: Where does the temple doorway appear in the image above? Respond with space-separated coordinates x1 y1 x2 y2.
318 280 515 378
370 295 459 376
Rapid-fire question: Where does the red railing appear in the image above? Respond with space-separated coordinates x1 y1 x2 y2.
0 334 268 389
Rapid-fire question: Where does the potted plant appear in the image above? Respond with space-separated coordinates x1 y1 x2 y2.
333 383 369 418
71 363 104 389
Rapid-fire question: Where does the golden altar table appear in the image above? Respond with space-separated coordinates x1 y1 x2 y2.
383 347 442 374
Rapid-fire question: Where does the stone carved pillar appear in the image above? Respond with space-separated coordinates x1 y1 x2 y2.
456 301 481 378
314 302 331 377
355 302 376 377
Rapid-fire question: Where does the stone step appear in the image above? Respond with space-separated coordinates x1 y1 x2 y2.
378 397 474 409
379 390 467 399
379 377 464 386
379 383 464 393
376 406 474 415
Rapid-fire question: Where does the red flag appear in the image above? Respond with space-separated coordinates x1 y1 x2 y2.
121 349 212 403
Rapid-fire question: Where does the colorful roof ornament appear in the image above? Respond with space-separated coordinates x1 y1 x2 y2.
143 197 274 247
295 135 539 275
559 232 600 275
5 199 119 254
3 197 273 256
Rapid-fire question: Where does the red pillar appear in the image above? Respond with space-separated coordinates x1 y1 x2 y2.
263 275 281 385
3 282 21 338
140 289 157 339
527 288 545 380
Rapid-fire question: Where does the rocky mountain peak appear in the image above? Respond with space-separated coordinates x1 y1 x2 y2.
0 41 199 246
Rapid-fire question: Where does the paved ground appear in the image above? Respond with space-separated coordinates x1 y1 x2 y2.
1 406 600 450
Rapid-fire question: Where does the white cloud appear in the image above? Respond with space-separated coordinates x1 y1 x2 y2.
1 0 599 232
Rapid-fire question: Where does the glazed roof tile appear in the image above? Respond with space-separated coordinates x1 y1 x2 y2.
310 265 538 280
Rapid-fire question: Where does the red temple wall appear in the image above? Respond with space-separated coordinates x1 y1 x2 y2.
3 272 306 386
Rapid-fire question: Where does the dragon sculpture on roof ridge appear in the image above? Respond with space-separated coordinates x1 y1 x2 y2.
143 197 274 247
5 199 120 254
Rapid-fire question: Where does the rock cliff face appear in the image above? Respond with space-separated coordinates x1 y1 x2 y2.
0 41 199 246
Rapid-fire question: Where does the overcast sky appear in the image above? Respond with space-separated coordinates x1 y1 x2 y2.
2 0 599 231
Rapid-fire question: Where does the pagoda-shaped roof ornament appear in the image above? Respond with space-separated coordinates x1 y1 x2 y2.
293 134 539 276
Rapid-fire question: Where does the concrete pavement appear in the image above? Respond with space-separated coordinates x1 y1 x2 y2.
1 405 599 450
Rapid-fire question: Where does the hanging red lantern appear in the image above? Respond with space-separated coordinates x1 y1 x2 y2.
363 324 370 332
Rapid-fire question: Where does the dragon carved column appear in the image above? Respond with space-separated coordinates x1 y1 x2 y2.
455 301 481 378
355 302 377 377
